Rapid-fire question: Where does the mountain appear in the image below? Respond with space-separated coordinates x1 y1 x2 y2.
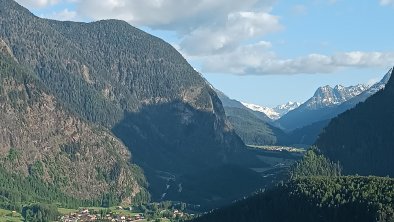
305 84 368 109
335 68 392 111
0 54 148 208
241 102 281 120
215 89 285 145
215 89 248 110
191 176 394 222
241 102 300 120
214 89 272 122
192 150 394 222
273 102 301 117
279 119 331 147
225 107 287 145
316 67 394 176
215 90 318 147
277 84 369 130
0 0 254 207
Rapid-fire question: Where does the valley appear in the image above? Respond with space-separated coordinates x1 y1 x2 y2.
0 0 393 221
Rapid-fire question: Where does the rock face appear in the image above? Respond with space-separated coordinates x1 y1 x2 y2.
305 84 368 110
0 54 147 204
0 0 247 204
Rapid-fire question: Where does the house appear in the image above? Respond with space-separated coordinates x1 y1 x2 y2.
80 209 89 214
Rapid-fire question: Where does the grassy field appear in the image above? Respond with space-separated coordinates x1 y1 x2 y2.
0 209 22 222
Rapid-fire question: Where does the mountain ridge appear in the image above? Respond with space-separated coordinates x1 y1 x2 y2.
0 0 254 207
277 81 375 130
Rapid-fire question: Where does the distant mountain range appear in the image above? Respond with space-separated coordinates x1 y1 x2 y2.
277 84 368 130
276 71 391 132
215 69 392 147
241 102 300 120
305 84 368 109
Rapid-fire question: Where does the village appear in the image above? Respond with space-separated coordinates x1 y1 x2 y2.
60 205 190 222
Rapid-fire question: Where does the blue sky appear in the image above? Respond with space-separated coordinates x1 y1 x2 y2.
17 0 394 107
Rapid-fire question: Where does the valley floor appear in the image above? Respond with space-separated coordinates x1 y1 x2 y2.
247 145 304 179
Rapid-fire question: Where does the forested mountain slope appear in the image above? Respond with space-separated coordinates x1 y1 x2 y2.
0 54 148 209
0 0 252 205
192 150 394 222
225 107 286 145
192 176 394 222
316 67 394 176
215 89 286 145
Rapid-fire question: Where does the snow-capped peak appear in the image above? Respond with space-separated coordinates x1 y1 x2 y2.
275 101 301 111
305 84 369 109
241 101 300 120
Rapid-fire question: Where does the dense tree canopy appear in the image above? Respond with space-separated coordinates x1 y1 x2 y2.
316 68 394 176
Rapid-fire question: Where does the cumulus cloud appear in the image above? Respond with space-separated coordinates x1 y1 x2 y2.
75 0 274 28
180 11 282 56
200 42 394 75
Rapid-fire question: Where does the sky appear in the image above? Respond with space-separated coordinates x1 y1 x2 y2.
15 0 394 107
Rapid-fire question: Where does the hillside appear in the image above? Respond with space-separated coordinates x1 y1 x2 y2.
0 54 148 209
192 176 394 222
278 119 331 147
0 0 254 206
215 89 272 122
316 67 394 176
225 107 286 145
215 89 286 145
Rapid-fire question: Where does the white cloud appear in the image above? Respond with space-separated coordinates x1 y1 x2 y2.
380 0 394 6
180 11 282 56
75 0 275 28
200 42 394 75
